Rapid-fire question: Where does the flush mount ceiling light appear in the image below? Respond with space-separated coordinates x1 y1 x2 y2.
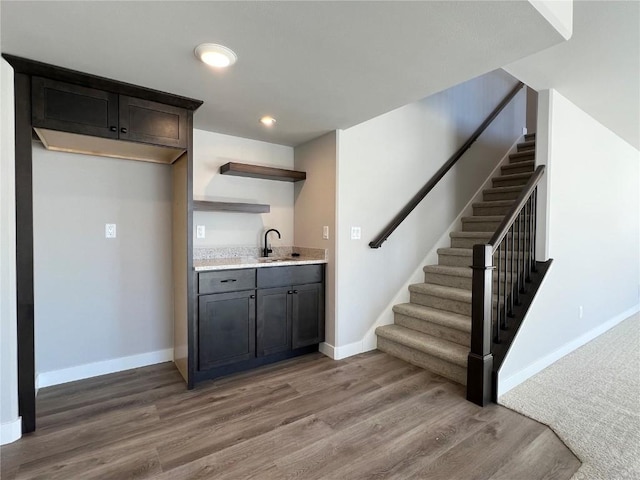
260 116 277 127
194 43 237 68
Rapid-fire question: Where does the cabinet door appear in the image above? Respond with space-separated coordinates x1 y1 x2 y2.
292 283 325 349
256 287 292 356
119 96 188 148
32 77 119 139
198 291 255 370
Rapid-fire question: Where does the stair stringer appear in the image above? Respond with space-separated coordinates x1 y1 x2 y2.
361 136 523 352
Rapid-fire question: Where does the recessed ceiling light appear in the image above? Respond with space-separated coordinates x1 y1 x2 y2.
260 116 277 127
194 43 237 68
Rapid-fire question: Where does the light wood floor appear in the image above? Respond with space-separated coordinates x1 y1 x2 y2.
0 351 580 480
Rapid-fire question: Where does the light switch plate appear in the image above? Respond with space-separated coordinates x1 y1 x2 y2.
350 226 361 240
105 224 116 239
196 225 206 239
322 226 329 239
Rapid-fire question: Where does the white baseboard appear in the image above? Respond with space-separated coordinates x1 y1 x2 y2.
36 348 174 389
498 303 640 397
0 417 22 445
319 340 369 360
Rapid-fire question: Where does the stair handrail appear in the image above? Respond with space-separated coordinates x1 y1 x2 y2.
467 164 546 406
369 81 525 249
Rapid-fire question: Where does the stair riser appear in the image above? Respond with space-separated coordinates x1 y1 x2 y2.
451 235 531 248
394 313 470 347
439 253 530 268
377 337 467 385
501 164 534 175
473 204 514 216
410 292 471 316
517 144 535 152
483 190 522 201
462 220 502 232
450 238 490 249
524 134 536 141
424 272 513 291
509 153 535 163
493 176 530 188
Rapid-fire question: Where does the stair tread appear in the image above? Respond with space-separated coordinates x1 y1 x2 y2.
450 231 493 241
393 303 471 332
502 160 535 170
494 172 533 180
438 247 473 256
510 151 535 158
462 215 504 222
423 264 472 278
472 200 515 208
409 283 472 303
484 186 524 193
518 140 535 149
375 324 468 367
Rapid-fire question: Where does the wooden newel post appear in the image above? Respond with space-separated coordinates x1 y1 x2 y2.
467 244 494 406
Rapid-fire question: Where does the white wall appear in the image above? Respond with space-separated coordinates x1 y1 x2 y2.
0 58 21 444
32 147 174 386
335 69 526 349
499 89 640 395
294 132 337 346
193 129 294 249
529 0 573 40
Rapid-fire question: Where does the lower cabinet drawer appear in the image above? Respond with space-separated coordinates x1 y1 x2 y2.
199 269 256 294
257 264 323 288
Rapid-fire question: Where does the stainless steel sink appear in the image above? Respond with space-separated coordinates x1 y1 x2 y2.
256 257 292 263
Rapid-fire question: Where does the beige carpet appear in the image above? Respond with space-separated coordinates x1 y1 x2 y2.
500 312 640 480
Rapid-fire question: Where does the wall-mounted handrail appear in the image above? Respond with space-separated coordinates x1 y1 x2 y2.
369 81 525 249
466 164 546 406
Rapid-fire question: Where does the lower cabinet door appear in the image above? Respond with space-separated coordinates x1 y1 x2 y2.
292 283 325 349
256 287 292 356
198 291 255 370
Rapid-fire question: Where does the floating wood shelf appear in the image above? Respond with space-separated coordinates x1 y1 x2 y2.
193 200 270 214
220 162 306 182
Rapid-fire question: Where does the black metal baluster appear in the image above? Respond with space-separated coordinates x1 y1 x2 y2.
509 223 515 316
502 238 508 330
519 208 525 293
515 212 521 303
526 196 532 282
532 188 538 272
496 244 502 334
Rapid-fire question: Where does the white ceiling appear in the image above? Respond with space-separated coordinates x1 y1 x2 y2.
1 1 565 146
506 1 640 149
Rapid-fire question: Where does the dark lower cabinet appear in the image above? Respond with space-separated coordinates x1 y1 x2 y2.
198 290 256 370
292 283 325 349
196 264 325 383
257 287 291 356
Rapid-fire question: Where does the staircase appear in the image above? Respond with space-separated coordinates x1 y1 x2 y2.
376 133 536 385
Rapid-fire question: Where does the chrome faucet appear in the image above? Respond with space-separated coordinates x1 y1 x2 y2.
263 228 281 257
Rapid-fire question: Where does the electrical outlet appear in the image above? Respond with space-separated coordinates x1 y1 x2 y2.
322 226 329 239
579 306 583 319
196 225 206 239
522 127 528 135
105 224 116 239
350 226 361 240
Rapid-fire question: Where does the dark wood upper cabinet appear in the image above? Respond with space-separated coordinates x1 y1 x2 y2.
32 77 119 139
119 96 187 149
32 76 188 151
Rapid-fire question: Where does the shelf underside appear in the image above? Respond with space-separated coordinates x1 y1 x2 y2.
193 200 270 214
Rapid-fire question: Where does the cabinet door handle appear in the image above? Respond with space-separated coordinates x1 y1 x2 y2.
220 279 237 283
110 126 117 132
287 290 293 295
249 295 255 299
293 290 298 294
120 127 128 134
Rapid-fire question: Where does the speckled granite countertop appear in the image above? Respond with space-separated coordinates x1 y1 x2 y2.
193 246 327 272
